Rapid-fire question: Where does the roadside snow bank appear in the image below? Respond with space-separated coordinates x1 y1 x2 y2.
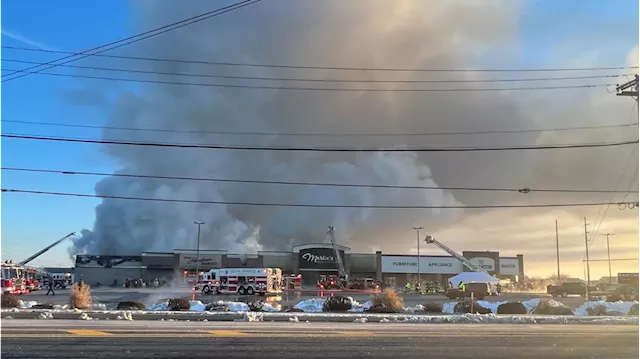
294 298 325 312
522 298 541 313
575 301 638 316
18 300 38 309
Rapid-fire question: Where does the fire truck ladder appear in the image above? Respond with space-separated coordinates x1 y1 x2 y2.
19 232 76 266
326 226 348 281
423 235 491 275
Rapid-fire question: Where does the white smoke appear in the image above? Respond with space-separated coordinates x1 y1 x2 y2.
70 0 637 258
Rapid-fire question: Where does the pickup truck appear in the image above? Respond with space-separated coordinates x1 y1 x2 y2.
546 282 597 297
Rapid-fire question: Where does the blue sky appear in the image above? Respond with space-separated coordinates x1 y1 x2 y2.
1 0 638 269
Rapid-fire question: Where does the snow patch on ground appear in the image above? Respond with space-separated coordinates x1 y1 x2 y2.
404 304 425 313
91 303 107 310
294 298 325 312
349 299 373 312
522 298 542 313
18 300 38 309
442 302 456 314
263 303 279 312
575 301 638 316
476 300 508 314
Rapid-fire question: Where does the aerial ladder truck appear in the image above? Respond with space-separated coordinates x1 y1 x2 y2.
423 235 492 275
316 226 349 289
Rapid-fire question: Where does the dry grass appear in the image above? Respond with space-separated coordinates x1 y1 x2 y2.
369 288 404 313
1 294 19 308
69 281 92 309
629 304 639 316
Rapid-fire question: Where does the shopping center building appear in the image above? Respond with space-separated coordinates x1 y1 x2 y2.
72 243 524 287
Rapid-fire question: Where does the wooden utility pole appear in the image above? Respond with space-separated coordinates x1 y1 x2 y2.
616 74 639 103
555 219 560 280
584 217 591 286
602 232 615 284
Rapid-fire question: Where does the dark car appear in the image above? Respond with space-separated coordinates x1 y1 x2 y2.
446 282 490 300
547 282 597 297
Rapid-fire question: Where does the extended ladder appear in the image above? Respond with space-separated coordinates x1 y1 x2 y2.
423 235 491 275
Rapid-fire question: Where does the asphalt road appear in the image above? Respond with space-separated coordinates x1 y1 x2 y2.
2 320 638 359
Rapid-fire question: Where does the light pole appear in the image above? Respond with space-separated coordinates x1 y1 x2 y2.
194 221 205 288
413 226 424 288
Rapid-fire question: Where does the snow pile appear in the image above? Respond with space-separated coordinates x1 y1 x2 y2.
353 317 368 323
262 303 279 312
289 316 299 322
442 302 457 314
575 301 638 316
79 312 92 320
521 298 541 313
294 298 326 312
189 300 206 312
18 300 38 309
54 304 69 310
404 304 425 313
117 312 134 321
37 311 53 320
147 302 169 311
349 299 373 312
228 302 250 312
91 303 107 310
244 312 264 322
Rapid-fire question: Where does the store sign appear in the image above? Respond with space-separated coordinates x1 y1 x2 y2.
178 254 222 269
381 256 463 274
298 247 345 270
469 257 495 271
499 258 520 276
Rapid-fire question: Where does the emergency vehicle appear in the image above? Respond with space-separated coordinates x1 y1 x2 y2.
284 274 303 290
1 261 27 295
197 267 283 295
23 267 41 292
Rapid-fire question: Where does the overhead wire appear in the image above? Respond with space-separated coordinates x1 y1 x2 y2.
3 45 638 73
0 68 618 92
2 188 638 209
4 167 637 195
1 0 262 82
2 133 638 152
2 119 637 137
1 58 633 84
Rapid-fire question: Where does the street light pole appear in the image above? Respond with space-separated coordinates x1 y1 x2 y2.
194 221 205 289
413 226 424 288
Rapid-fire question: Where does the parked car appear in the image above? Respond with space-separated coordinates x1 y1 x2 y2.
445 282 490 300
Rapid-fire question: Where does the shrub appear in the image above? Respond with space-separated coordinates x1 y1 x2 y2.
205 302 229 312
117 301 146 310
454 300 491 314
323 296 352 312
497 302 527 315
1 294 20 308
167 298 190 311
32 303 55 310
629 304 639 316
246 300 265 312
422 302 443 313
532 299 573 315
367 288 404 313
585 304 608 316
69 281 92 309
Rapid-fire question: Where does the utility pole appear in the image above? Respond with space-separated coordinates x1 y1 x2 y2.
584 217 591 286
602 232 615 284
413 226 424 288
616 74 639 103
555 219 560 281
194 221 205 289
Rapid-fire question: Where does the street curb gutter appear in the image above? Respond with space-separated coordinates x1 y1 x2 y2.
2 310 638 324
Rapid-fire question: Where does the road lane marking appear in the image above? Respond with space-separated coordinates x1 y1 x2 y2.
209 330 249 337
338 331 374 336
66 330 112 336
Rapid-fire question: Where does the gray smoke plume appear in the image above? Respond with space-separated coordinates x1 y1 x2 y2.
70 0 638 261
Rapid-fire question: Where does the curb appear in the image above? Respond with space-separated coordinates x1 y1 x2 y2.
2 309 638 324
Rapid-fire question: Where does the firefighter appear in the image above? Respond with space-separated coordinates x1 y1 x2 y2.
405 281 412 293
458 281 465 292
46 276 55 296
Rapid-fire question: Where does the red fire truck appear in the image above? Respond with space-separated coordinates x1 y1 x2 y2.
197 267 283 295
23 267 41 292
284 274 303 290
1 261 27 295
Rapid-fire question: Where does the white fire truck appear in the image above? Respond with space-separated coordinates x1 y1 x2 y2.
197 267 283 295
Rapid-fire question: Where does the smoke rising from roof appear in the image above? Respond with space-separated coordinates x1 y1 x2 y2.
70 0 638 261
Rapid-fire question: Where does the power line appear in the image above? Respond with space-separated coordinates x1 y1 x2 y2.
0 68 616 92
1 58 632 84
1 0 262 83
3 133 638 152
4 167 637 195
3 188 638 209
3 119 637 137
3 45 638 73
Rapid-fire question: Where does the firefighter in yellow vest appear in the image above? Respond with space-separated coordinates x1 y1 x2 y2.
458 281 466 292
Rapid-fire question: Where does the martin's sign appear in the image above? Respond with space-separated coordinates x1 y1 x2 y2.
178 254 222 269
298 247 345 270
